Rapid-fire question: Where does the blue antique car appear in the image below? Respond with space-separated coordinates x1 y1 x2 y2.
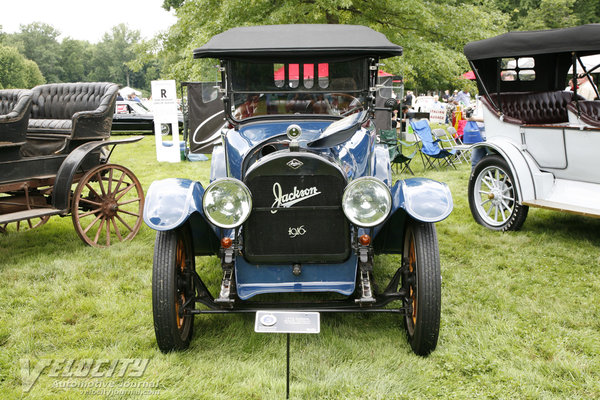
144 25 453 356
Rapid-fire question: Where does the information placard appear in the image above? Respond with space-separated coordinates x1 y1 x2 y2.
254 311 320 334
151 80 181 163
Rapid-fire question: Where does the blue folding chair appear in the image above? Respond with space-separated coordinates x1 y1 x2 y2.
410 119 456 170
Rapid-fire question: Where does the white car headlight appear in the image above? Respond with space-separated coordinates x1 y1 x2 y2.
203 178 252 228
342 177 392 227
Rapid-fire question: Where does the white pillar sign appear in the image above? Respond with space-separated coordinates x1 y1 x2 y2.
152 80 181 162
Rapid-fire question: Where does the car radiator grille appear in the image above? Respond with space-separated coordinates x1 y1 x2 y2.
243 154 350 264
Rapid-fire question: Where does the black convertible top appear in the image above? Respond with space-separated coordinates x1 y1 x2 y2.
464 24 600 60
193 24 402 59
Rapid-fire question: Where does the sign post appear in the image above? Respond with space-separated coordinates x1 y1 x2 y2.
255 311 320 399
151 80 181 162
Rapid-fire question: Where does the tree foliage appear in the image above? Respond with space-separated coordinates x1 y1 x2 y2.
0 45 44 88
0 23 157 92
4 23 63 83
1 1 598 93
153 0 507 92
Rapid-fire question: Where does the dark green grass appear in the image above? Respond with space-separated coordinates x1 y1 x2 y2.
1 136 599 399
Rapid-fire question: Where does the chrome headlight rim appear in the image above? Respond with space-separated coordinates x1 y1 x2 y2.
202 178 252 229
342 176 392 228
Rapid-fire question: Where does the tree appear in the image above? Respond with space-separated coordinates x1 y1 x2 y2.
59 38 94 82
491 0 599 30
89 24 141 87
0 45 44 88
154 0 507 92
5 23 63 82
162 0 185 10
519 0 578 30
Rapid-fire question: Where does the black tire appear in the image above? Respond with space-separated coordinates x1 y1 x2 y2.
152 226 195 352
402 219 441 356
468 155 528 231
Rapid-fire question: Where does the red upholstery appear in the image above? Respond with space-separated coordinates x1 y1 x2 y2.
567 100 600 127
481 91 578 125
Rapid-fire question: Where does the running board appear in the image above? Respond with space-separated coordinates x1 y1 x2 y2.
0 208 63 225
522 200 600 218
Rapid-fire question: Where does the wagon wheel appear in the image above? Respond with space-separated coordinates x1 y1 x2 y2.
0 216 50 234
71 164 144 247
402 219 441 356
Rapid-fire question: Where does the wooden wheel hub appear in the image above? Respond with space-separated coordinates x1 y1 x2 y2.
101 197 119 218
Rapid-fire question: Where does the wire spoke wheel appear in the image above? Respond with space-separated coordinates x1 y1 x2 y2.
469 155 528 231
71 164 144 247
152 227 196 353
0 216 50 234
402 219 441 356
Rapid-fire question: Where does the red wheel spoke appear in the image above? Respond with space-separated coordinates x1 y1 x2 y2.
115 214 134 232
96 172 106 197
78 207 102 219
117 197 141 206
113 171 126 197
85 182 102 200
117 209 140 218
83 214 102 234
79 198 103 207
106 220 111 247
114 183 135 201
107 168 114 195
111 217 123 241
94 217 106 244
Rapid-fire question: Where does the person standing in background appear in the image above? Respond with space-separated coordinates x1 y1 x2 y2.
403 91 413 108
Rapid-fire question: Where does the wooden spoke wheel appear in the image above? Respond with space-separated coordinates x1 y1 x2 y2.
0 216 50 234
71 164 144 247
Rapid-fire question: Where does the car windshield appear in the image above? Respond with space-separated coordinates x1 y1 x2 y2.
227 58 368 121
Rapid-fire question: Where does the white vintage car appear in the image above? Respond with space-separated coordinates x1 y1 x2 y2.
464 24 600 230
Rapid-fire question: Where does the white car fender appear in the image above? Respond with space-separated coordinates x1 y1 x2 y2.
471 136 544 202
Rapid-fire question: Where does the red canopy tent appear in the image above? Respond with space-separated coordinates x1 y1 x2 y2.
461 70 476 80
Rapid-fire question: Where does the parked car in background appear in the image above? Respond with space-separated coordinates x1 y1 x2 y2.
465 24 600 231
112 100 183 134
143 24 453 356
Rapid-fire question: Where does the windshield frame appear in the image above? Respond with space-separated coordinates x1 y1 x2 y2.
221 57 376 124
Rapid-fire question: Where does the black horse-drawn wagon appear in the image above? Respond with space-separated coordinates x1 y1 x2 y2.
0 82 144 247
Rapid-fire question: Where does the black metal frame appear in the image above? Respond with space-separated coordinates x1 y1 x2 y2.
180 260 412 316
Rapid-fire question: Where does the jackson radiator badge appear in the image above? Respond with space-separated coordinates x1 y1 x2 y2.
271 182 321 214
286 159 303 169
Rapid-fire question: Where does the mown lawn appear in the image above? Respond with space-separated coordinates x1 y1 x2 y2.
1 135 600 399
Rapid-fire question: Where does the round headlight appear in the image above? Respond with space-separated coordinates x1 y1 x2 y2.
203 178 252 228
342 177 392 227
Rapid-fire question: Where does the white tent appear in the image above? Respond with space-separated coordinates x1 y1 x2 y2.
118 86 143 98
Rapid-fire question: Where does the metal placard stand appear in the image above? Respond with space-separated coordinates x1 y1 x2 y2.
255 311 320 399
